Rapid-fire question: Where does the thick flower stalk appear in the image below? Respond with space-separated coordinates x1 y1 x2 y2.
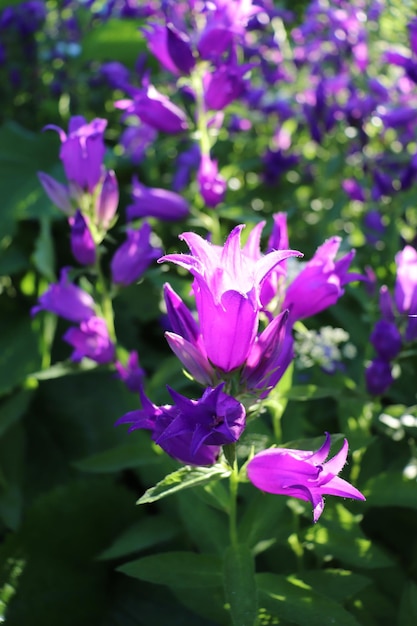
247 433 365 522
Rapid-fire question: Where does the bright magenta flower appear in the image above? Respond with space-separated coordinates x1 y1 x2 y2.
160 225 301 372
247 433 365 522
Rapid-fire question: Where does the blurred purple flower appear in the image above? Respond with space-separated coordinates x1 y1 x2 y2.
95 170 119 230
115 351 145 393
247 432 365 522
365 358 393 396
127 177 190 221
64 316 115 364
172 144 201 192
204 63 251 110
115 84 188 133
342 179 366 202
69 210 96 266
283 237 363 323
370 319 402 360
44 116 107 193
31 268 95 322
119 124 157 165
100 61 130 89
116 383 246 466
197 154 227 208
111 222 162 286
37 172 73 215
395 245 417 341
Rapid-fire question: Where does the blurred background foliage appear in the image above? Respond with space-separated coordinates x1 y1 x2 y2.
1 0 417 625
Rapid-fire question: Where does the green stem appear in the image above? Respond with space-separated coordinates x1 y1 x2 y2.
94 251 116 342
229 458 239 548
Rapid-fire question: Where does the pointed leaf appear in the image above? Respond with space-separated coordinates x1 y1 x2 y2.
98 516 178 560
117 552 222 588
137 464 231 504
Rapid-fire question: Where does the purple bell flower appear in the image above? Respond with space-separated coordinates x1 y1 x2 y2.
44 116 107 193
159 225 301 372
395 245 417 341
203 63 250 111
247 432 365 523
116 383 246 466
37 172 73 215
197 154 227 208
64 316 115 364
31 268 95 322
370 319 402 360
127 177 190 221
111 222 162 286
115 351 145 393
283 237 363 323
365 358 394 396
115 84 188 133
69 210 96 266
119 124 157 165
95 170 119 230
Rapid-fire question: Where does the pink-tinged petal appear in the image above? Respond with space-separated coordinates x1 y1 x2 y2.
310 490 325 523
254 248 302 286
43 124 67 141
158 252 204 277
165 332 215 385
243 221 265 260
320 475 366 501
220 224 246 275
310 431 332 464
321 438 349 475
178 231 220 272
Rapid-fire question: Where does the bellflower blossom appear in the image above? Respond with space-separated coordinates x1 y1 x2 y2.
63 316 115 364
283 237 364 323
116 383 246 466
159 225 301 372
247 433 365 522
31 268 95 322
115 84 188 134
43 116 107 193
115 351 145 394
197 154 227 208
127 177 190 221
69 210 96 266
111 223 163 286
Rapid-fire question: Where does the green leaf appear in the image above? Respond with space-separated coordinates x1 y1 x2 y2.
304 504 393 569
297 569 371 603
98 516 179 560
257 573 361 626
223 544 258 626
73 437 160 473
29 359 99 381
0 424 25 529
31 216 56 282
0 317 41 397
283 384 339 401
398 581 417 626
362 472 417 509
177 490 229 555
137 464 231 505
0 390 33 438
117 552 223 588
80 19 149 69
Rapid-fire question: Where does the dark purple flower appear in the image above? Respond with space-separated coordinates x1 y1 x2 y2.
127 177 189 221
370 319 402 360
44 116 107 193
365 358 393 396
115 351 145 393
115 84 188 133
100 61 130 89
64 316 115 364
119 124 157 165
117 383 246 466
247 432 365 522
111 222 162 286
342 179 366 202
364 210 385 245
204 63 250 110
31 268 95 322
172 144 201 192
70 210 96 266
197 154 227 208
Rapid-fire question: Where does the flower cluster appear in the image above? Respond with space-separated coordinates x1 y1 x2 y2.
366 245 417 395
